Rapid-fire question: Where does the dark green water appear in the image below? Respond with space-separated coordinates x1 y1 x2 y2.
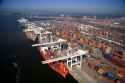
0 15 77 83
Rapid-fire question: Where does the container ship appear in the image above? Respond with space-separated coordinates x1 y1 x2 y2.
38 47 68 77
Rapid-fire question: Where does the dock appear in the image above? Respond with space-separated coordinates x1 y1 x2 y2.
18 17 125 83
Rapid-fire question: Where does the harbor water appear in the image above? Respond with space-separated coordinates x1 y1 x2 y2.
0 15 77 83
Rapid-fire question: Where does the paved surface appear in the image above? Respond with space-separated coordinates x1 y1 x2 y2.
70 65 98 83
69 58 110 83
81 59 109 83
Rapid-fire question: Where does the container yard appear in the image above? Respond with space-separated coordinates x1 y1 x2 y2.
18 16 125 83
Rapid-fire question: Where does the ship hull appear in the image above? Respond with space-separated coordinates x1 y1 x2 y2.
38 47 69 77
